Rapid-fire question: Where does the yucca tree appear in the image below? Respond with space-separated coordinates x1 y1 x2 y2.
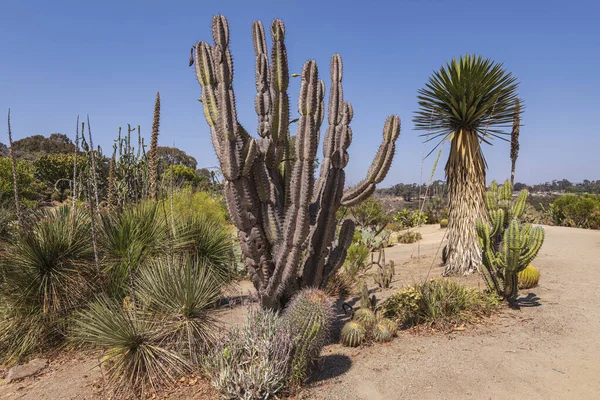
414 55 521 275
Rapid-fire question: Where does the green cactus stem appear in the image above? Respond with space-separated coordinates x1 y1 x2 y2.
341 321 365 347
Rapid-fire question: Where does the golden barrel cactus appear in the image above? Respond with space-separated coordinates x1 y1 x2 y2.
518 264 540 289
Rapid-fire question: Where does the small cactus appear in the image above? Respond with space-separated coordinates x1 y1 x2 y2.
372 318 397 343
353 308 376 329
518 264 540 289
340 321 365 347
440 219 448 228
359 280 376 310
371 249 395 289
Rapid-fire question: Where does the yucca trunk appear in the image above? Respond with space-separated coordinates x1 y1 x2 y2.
444 130 486 275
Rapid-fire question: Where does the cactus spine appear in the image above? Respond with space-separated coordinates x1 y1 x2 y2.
282 289 334 384
477 181 544 303
340 321 365 347
191 16 401 308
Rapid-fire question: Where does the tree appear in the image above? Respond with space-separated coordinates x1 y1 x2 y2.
414 55 521 275
155 146 197 174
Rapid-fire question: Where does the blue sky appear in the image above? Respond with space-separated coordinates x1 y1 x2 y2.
1 0 598 186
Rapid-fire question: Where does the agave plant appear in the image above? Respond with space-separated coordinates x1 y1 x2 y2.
414 54 522 275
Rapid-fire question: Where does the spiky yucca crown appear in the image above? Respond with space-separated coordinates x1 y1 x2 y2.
341 321 365 347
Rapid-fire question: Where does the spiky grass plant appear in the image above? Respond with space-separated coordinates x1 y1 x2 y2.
135 256 222 366
414 55 522 276
173 215 235 284
72 295 189 398
0 206 93 362
205 308 294 400
99 201 169 297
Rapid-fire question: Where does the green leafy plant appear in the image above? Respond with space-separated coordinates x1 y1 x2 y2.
549 194 600 229
380 279 499 329
343 243 371 279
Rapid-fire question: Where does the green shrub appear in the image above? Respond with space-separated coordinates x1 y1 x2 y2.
549 194 600 229
72 295 189 398
0 157 44 203
380 279 499 329
205 309 294 400
397 231 422 244
0 206 93 362
343 243 370 279
167 187 228 226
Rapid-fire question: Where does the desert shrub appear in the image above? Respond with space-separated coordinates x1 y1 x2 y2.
549 194 600 229
397 231 422 244
167 187 228 225
392 208 428 230
343 243 370 278
72 295 189 398
135 256 222 366
33 154 86 198
205 308 294 400
281 289 334 385
380 279 499 329
0 157 44 203
0 206 93 362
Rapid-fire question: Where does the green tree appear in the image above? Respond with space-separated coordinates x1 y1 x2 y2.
414 55 521 275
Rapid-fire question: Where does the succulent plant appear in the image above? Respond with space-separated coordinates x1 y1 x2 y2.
359 280 376 310
340 321 365 347
371 249 395 289
353 307 376 329
478 180 544 303
282 288 334 384
440 219 448 228
518 264 539 289
372 318 397 343
191 16 401 309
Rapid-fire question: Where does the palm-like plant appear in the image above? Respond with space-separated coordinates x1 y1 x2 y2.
414 55 521 275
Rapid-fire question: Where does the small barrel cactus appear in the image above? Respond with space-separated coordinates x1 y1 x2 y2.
353 307 376 329
341 321 365 347
372 318 397 343
518 264 540 289
440 219 448 228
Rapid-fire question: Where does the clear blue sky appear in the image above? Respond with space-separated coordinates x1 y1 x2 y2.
2 0 599 186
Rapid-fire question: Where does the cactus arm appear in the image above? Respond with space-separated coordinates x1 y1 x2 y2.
341 115 401 206
519 226 544 267
321 219 356 286
511 189 528 220
266 60 320 297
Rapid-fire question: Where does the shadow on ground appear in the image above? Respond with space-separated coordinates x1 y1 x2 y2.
310 354 352 383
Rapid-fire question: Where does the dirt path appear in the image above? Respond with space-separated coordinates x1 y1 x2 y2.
303 225 600 399
1 225 599 399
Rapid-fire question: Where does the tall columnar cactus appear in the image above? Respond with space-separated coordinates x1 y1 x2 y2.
484 179 528 249
477 219 544 303
371 248 395 289
191 16 401 308
282 288 334 384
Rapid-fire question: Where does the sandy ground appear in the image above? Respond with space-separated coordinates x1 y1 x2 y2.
1 224 599 399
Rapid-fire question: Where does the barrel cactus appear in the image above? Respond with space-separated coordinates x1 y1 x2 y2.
190 16 401 309
340 321 365 347
353 307 376 329
372 318 397 343
282 288 334 384
440 219 448 228
518 264 540 289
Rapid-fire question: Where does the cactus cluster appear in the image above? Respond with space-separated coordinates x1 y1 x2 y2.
340 309 397 347
191 16 401 308
518 264 540 289
372 318 397 343
282 288 334 384
371 249 395 289
477 180 544 303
